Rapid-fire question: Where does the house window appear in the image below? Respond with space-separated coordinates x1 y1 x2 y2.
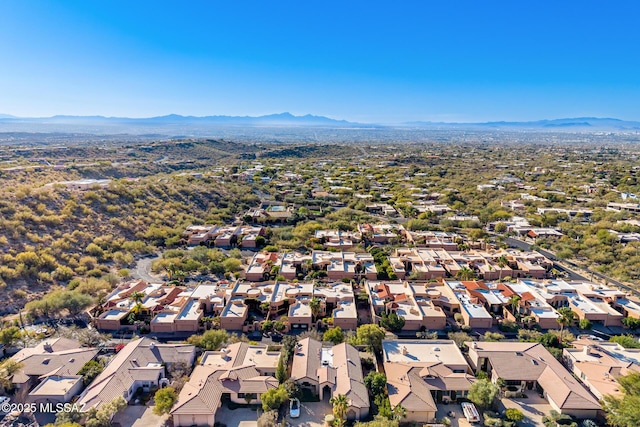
238 393 245 398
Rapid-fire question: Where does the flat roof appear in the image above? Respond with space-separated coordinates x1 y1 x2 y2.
333 300 357 319
177 299 201 321
221 300 248 318
382 340 468 367
101 309 128 321
243 347 281 369
152 311 179 323
457 294 492 319
289 302 311 318
29 376 82 396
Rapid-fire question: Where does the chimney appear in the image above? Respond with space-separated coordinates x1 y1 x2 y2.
402 346 408 356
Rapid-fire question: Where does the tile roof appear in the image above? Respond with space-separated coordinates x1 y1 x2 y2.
77 338 195 409
468 342 600 410
10 338 98 385
172 346 279 418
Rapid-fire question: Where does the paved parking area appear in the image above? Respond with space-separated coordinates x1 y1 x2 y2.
112 405 169 427
435 403 472 427
499 395 551 427
287 400 332 427
216 406 259 427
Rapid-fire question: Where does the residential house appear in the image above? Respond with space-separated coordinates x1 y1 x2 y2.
291 338 370 420
77 338 196 410
564 337 640 400
466 341 600 418
444 281 494 329
95 280 183 331
9 337 98 403
171 343 280 426
311 251 377 281
366 281 448 331
314 230 362 250
358 224 406 244
383 340 475 423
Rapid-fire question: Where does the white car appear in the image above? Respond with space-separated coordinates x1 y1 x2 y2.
289 398 300 418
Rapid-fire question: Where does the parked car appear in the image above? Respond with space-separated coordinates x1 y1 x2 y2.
290 398 300 418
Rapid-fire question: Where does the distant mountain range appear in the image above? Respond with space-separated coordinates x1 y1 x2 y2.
0 112 355 126
0 113 639 135
402 117 640 130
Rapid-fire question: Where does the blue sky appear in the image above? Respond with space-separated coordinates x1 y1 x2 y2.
1 1 639 123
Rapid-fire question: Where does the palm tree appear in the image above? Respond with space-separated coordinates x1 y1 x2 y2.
129 291 145 305
456 266 476 281
497 255 509 281
392 404 407 421
556 307 576 343
330 394 349 427
508 295 521 320
309 297 322 323
129 291 145 320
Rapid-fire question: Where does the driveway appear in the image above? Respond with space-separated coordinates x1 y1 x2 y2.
499 395 551 427
287 400 332 427
216 406 259 427
112 405 169 427
435 403 472 427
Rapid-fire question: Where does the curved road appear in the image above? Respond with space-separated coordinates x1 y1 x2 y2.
132 254 163 283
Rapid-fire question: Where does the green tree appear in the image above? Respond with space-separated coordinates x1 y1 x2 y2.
0 326 21 346
468 379 500 410
153 387 177 415
364 372 387 399
483 331 505 342
622 317 640 330
603 373 640 427
323 326 345 345
579 318 593 330
78 360 104 385
505 408 525 422
84 396 127 427
187 329 229 350
542 410 576 427
392 404 407 422
380 312 405 332
456 266 477 281
330 394 350 426
352 324 386 354
261 385 289 411
309 297 322 322
222 258 242 273
610 335 640 349
448 331 473 349
508 294 521 318
556 307 576 342
0 359 24 392
276 354 287 384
